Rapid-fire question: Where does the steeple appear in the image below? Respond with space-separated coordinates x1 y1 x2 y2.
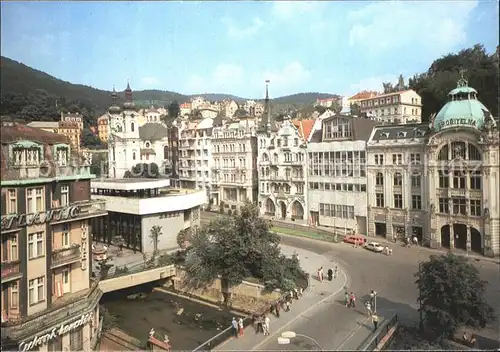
111 86 118 103
108 85 122 114
125 80 133 102
258 80 275 133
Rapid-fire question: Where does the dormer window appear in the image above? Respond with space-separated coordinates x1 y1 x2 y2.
415 130 425 137
56 146 69 166
397 131 407 138
381 132 390 138
11 142 42 167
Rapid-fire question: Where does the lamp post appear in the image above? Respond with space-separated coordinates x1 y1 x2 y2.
278 331 323 351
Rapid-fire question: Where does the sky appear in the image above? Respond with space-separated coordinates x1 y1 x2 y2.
1 1 498 99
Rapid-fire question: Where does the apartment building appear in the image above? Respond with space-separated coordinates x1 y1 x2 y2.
211 119 258 211
1 122 107 351
177 118 214 203
26 120 82 154
348 91 378 105
359 89 422 124
61 112 84 130
307 115 377 235
97 114 109 143
366 78 499 257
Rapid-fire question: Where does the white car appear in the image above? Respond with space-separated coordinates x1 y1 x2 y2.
365 242 384 253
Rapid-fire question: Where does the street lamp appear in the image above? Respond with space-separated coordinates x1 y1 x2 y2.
278 331 323 351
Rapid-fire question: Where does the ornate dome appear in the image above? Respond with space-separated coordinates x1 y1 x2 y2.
122 82 137 111
108 87 122 114
433 76 490 132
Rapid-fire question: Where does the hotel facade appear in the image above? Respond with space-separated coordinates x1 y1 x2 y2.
1 122 107 351
366 79 499 257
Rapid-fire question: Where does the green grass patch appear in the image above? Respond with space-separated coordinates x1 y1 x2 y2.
272 226 335 242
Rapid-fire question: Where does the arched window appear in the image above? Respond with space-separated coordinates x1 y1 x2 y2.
468 144 481 161
132 152 136 160
438 144 449 160
131 122 135 132
164 145 169 160
376 172 384 186
451 142 466 159
273 153 279 164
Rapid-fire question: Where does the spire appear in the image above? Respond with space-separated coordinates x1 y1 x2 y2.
265 80 272 130
111 85 118 103
125 81 133 102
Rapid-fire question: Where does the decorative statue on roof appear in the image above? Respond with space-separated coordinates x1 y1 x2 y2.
429 113 436 130
482 109 497 132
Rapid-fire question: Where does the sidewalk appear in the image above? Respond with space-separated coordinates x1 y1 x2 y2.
214 244 348 351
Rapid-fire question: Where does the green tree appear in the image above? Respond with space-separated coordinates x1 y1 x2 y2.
409 44 498 121
81 127 103 148
177 228 194 249
331 102 342 114
350 103 362 116
96 257 114 280
314 105 327 115
415 252 495 339
130 162 160 178
168 100 180 119
150 225 163 257
90 152 109 177
184 203 305 304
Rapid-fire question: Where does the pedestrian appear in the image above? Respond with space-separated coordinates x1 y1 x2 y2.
285 300 291 312
231 317 239 338
318 267 324 282
389 248 393 256
370 290 377 307
275 301 280 318
238 317 244 336
334 266 338 279
298 287 303 296
293 288 299 299
327 268 333 281
264 315 270 336
365 301 373 316
372 314 379 331
344 292 350 307
256 315 264 333
349 292 356 308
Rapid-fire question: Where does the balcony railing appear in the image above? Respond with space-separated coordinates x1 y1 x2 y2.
1 199 107 232
4 163 91 181
51 245 81 268
1 260 22 282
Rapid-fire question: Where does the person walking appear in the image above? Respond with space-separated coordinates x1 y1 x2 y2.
231 317 239 338
334 265 338 279
318 267 324 282
238 317 244 336
349 292 356 308
275 301 280 318
263 315 270 336
344 291 350 307
372 314 379 331
365 301 373 316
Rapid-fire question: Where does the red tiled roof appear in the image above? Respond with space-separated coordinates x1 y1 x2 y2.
358 89 415 101
1 122 69 144
292 119 315 141
349 91 379 100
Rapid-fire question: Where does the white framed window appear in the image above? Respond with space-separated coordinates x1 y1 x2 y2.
61 185 69 207
10 282 19 308
29 277 45 305
28 233 44 259
62 232 70 247
7 189 17 214
27 187 44 213
10 235 18 261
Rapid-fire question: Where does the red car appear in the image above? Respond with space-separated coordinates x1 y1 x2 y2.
343 235 367 245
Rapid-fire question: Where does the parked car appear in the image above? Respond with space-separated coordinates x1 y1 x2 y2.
343 235 367 245
365 242 384 253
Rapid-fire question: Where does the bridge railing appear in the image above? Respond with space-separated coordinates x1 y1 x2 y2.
358 312 399 351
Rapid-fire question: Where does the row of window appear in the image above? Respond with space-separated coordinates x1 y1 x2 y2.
260 182 304 195
438 198 482 216
319 203 355 219
324 119 352 139
309 182 367 192
373 153 421 165
214 130 247 139
260 169 304 179
5 186 70 214
438 170 481 189
261 152 305 164
215 174 248 183
12 147 70 168
375 174 421 188
215 158 247 169
375 193 422 209
361 95 401 107
259 137 301 149
213 143 247 153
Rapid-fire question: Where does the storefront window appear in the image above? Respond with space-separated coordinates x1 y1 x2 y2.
70 325 84 351
48 335 62 351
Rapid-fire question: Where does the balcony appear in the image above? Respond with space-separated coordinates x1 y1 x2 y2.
1 260 22 283
51 245 81 269
448 188 467 197
3 163 91 182
1 199 107 233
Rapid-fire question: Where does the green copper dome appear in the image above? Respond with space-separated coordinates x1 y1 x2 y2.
433 77 490 132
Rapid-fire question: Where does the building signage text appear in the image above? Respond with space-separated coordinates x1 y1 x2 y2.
1 205 81 231
19 312 93 351
438 118 477 129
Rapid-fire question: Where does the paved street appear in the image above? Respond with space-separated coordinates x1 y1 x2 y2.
202 212 500 349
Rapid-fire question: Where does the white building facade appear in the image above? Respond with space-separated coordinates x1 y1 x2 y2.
211 119 258 211
107 84 170 179
307 115 378 235
366 79 499 257
177 118 214 203
359 89 422 124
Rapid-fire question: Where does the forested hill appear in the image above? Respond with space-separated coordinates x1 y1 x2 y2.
0 56 338 124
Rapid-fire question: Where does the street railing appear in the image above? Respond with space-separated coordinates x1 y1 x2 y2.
358 312 398 351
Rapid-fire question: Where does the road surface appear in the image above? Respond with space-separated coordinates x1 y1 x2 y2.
201 212 500 350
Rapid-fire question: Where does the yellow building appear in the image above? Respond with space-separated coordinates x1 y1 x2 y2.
26 121 81 153
97 115 109 143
